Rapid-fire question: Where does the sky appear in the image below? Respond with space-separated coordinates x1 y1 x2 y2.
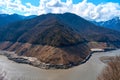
0 0 120 21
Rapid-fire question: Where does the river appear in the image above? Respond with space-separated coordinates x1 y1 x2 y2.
0 49 120 80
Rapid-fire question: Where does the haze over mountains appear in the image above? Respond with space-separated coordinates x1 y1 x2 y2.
0 13 120 67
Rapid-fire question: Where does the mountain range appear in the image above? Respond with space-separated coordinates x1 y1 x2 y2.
0 14 36 27
92 17 120 32
0 13 120 66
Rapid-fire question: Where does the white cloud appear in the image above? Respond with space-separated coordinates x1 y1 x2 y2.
0 0 120 21
47 0 63 7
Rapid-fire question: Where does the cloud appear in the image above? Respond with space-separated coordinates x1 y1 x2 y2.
47 0 63 7
0 0 120 21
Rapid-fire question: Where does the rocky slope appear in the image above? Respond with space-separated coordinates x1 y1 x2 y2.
0 41 90 66
0 13 120 68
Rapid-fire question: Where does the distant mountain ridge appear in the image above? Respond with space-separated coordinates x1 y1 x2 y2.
92 17 120 32
0 14 36 27
0 13 120 67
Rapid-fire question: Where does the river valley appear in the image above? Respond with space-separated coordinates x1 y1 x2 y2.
0 49 120 80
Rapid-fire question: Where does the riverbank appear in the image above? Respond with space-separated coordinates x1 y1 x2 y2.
0 50 93 69
0 48 116 69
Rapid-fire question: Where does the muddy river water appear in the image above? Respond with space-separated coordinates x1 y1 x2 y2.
0 50 120 80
